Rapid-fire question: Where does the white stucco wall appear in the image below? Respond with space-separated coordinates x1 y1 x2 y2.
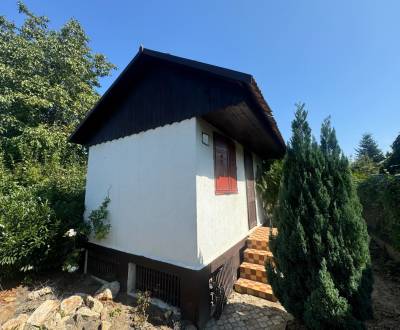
85 117 267 270
195 119 265 266
85 118 200 269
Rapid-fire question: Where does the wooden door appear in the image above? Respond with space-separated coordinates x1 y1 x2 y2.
244 150 257 229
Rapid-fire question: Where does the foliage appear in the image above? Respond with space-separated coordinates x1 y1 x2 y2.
358 174 400 250
88 197 111 240
355 133 384 163
135 291 151 325
0 3 114 278
267 104 372 329
383 133 400 174
256 159 283 224
351 155 380 184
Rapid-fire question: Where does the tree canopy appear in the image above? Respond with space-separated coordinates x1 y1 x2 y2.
0 2 114 276
384 133 400 174
355 133 384 163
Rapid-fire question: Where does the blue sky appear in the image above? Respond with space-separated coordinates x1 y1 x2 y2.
1 0 399 156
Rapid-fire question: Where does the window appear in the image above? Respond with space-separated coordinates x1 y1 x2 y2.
214 133 237 194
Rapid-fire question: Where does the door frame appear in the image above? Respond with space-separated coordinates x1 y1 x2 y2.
244 150 257 230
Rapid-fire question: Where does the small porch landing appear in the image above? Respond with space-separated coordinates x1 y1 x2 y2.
234 226 278 302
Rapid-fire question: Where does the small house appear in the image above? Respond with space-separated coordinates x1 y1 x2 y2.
69 47 285 327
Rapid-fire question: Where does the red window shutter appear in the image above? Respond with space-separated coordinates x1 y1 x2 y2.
214 133 238 194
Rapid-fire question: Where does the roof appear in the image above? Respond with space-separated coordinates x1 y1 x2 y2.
69 47 285 158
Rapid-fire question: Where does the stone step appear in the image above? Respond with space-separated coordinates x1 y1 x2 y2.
239 262 268 283
234 278 277 301
243 248 273 266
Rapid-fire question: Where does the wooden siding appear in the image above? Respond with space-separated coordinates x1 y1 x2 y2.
74 57 282 158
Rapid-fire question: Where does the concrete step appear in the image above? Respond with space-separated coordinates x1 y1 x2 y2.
234 278 277 301
243 248 273 266
239 262 268 283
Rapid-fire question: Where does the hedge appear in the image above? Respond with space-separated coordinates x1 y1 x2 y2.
357 174 400 251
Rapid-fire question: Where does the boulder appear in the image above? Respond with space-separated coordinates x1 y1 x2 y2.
100 320 112 330
86 296 103 314
100 306 108 321
94 281 120 301
60 295 83 316
42 312 65 330
26 300 59 327
1 313 28 330
76 306 100 319
0 305 15 326
27 287 53 300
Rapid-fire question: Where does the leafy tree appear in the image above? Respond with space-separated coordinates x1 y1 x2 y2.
383 133 400 174
355 133 384 163
0 2 114 277
267 105 372 329
256 159 283 224
351 155 379 184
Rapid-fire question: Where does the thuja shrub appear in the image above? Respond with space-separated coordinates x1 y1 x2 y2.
267 105 372 329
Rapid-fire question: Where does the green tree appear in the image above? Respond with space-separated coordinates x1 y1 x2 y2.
0 2 114 277
355 133 384 163
256 159 283 224
267 105 372 329
383 133 400 174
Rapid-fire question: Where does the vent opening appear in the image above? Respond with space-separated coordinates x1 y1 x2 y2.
135 264 181 307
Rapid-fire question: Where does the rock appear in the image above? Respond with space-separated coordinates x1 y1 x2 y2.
73 313 100 330
76 306 100 319
26 300 59 327
0 305 15 325
60 295 83 316
1 313 28 330
100 306 108 321
100 320 112 330
27 286 53 300
94 288 113 301
43 312 65 330
94 281 120 301
86 296 103 314
164 310 173 319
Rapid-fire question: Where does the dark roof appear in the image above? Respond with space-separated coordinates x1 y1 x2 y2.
69 47 285 158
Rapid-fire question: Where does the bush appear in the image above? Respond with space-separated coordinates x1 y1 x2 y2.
358 174 400 250
256 159 283 224
0 162 88 277
267 105 372 329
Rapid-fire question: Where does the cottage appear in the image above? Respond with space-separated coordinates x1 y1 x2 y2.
69 47 285 327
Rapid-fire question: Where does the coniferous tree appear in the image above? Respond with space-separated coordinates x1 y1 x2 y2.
384 133 400 174
355 133 384 163
267 105 372 329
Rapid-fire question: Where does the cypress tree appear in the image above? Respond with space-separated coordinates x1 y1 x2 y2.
267 105 372 329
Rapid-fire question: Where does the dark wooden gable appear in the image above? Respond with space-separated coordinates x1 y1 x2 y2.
85 61 245 146
70 48 285 158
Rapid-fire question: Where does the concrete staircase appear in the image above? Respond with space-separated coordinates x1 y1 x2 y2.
234 226 278 302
